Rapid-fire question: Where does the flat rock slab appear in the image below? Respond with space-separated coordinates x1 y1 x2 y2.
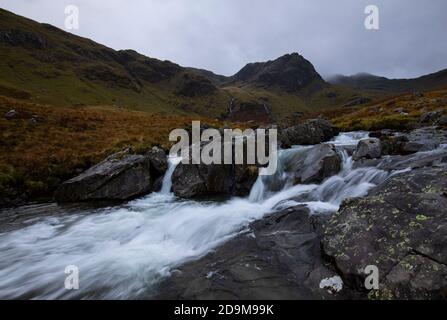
155 205 360 300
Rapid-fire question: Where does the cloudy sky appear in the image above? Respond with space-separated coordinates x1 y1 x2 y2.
1 0 446 78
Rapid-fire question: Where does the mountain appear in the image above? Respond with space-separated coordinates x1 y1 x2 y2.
0 8 235 117
329 69 447 93
230 53 327 93
0 8 378 121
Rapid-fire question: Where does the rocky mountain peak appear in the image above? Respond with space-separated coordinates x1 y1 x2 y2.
232 52 326 92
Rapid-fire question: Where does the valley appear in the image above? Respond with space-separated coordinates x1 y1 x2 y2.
0 5 446 301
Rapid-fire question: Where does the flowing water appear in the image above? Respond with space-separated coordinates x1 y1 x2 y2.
0 132 406 299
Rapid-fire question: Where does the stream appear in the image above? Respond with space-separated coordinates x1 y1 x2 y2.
0 132 402 299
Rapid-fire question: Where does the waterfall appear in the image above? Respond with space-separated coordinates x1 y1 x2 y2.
160 156 182 194
249 131 370 204
248 146 310 202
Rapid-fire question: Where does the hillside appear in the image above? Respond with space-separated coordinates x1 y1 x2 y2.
0 8 375 122
296 89 447 132
329 69 447 94
0 94 224 205
0 8 236 117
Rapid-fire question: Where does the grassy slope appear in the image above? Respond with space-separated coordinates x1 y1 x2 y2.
0 8 232 118
298 89 447 131
0 94 224 204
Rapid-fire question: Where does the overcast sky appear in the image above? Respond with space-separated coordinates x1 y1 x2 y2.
1 0 446 79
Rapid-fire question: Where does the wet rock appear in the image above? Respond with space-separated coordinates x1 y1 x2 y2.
353 138 382 160
172 163 258 198
234 165 259 196
155 205 359 299
171 138 260 198
438 115 447 126
172 163 231 198
146 146 167 179
322 166 447 299
354 146 447 171
286 143 341 184
380 135 409 156
279 118 339 148
404 128 447 152
55 152 153 202
380 128 447 156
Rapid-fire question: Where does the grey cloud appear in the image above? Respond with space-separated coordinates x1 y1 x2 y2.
1 0 446 78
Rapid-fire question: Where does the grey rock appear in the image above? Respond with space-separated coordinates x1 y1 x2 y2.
155 205 359 299
353 138 382 160
438 115 447 126
354 146 447 171
279 118 339 148
172 163 258 198
322 166 447 299
146 146 167 178
171 139 259 198
403 127 447 152
4 109 20 120
380 128 447 156
419 110 442 124
286 143 341 184
55 153 152 202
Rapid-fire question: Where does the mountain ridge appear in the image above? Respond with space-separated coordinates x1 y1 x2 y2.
0 8 372 121
328 68 447 93
2 7 447 123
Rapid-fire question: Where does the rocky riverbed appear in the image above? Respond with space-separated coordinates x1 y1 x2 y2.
0 120 446 299
155 126 447 300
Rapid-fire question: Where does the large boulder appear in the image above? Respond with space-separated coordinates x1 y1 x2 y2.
279 118 339 148
55 152 155 202
323 166 447 299
353 138 382 160
172 163 258 198
286 143 342 184
155 205 359 299
171 138 260 198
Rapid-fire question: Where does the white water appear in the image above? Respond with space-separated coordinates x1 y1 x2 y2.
160 156 182 194
0 132 399 299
